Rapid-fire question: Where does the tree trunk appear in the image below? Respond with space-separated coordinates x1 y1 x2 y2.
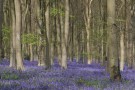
120 31 125 71
56 12 62 65
30 0 36 61
84 0 93 64
119 0 126 71
61 0 69 69
45 0 51 69
0 0 3 61
14 0 24 70
107 0 121 81
10 0 16 68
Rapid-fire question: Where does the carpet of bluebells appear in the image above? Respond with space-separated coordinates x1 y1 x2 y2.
0 59 135 90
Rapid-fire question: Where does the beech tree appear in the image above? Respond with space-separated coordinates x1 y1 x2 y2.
107 0 121 81
14 0 24 70
84 0 93 64
61 0 69 69
10 0 16 68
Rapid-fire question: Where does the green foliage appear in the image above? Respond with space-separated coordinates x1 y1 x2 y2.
50 8 59 16
76 77 84 85
76 78 118 89
22 34 40 45
85 80 99 87
124 79 132 84
50 8 65 16
76 77 131 89
1 72 19 80
76 77 99 87
2 26 11 43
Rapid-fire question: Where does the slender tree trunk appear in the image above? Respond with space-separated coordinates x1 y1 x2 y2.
119 0 126 71
30 0 36 61
84 0 93 64
10 0 16 68
50 39 54 65
36 0 46 66
0 0 3 61
120 31 125 71
45 0 51 68
56 10 61 65
14 0 24 70
61 0 69 69
60 11 64 66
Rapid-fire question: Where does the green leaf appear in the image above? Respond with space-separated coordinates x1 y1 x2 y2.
21 33 40 45
50 8 59 16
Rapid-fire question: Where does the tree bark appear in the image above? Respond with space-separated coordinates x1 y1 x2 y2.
107 0 121 81
45 0 51 69
10 0 16 68
14 0 24 70
0 0 3 61
84 0 93 64
61 0 69 69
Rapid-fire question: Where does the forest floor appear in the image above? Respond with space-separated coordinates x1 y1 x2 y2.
0 59 135 90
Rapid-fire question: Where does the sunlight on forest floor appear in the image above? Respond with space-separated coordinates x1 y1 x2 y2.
0 59 134 90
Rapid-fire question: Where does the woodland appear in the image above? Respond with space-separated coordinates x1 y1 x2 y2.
0 0 135 90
